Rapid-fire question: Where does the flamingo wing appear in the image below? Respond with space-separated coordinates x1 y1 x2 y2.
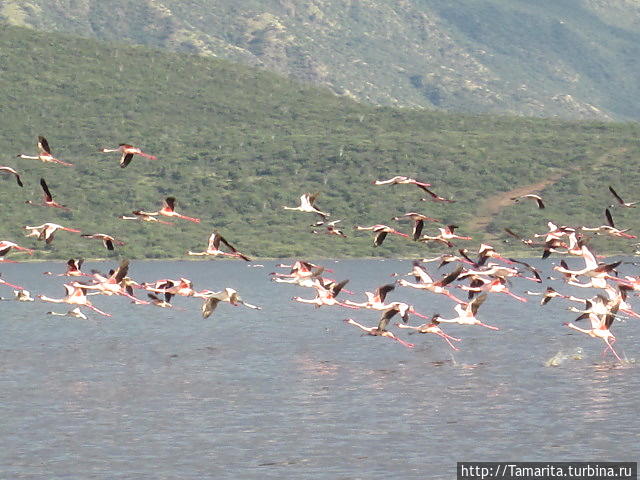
37 136 51 154
120 153 135 168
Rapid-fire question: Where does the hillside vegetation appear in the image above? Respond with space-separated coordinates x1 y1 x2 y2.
2 1 640 120
1 25 640 261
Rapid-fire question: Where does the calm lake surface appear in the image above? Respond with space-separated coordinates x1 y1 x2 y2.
1 259 638 479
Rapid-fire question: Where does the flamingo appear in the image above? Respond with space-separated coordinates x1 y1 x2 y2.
292 279 357 309
37 284 111 316
188 231 251 261
0 166 24 187
372 176 431 189
311 220 347 238
25 178 70 210
581 208 636 239
395 317 462 350
0 240 34 260
563 297 623 361
476 244 515 266
397 262 465 304
432 293 499 330
199 287 261 319
392 213 440 240
24 223 81 244
511 194 545 209
283 193 329 220
81 260 147 304
354 224 409 247
421 250 476 269
121 210 174 224
147 293 173 308
54 259 90 277
526 287 571 306
460 277 528 303
100 143 157 168
81 233 125 251
344 283 396 309
158 197 200 223
418 225 471 247
14 289 34 302
343 307 415 348
608 186 638 208
17 136 73 166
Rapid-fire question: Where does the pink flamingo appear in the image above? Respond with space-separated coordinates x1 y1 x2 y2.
188 231 251 261
26 178 70 210
100 143 157 168
158 197 200 223
563 298 623 362
24 223 81 244
355 224 409 247
37 284 111 317
17 136 73 166
395 317 462 350
343 306 415 348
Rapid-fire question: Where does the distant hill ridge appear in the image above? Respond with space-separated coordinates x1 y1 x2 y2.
3 0 640 121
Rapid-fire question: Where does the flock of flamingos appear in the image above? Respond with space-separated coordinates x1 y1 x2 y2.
1 136 639 363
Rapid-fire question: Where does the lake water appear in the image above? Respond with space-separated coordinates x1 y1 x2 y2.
0 259 638 479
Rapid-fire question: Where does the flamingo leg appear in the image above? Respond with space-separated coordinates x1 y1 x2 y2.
85 304 112 317
436 333 460 350
478 322 500 330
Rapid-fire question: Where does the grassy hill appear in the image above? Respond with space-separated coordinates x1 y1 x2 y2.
1 25 640 261
2 1 640 121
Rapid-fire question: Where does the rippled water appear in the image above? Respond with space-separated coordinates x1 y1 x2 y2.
0 259 638 479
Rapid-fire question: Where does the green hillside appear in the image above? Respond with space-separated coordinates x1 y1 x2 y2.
1 25 640 261
3 1 640 120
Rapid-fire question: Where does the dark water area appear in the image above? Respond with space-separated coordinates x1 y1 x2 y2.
0 259 638 479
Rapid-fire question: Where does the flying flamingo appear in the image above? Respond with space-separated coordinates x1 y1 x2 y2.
355 224 409 247
81 233 125 251
392 213 440 240
432 293 499 330
14 289 34 302
581 208 636 239
44 258 90 277
147 293 173 308
395 317 462 350
24 223 81 244
511 194 545 209
418 225 472 247
398 262 465 304
283 193 329 220
120 210 173 224
37 284 111 317
100 143 157 168
344 283 396 309
372 176 431 189
17 136 73 166
81 260 147 304
157 197 200 223
343 306 415 349
292 279 357 309
608 186 638 208
188 231 251 261
0 166 24 187
0 240 34 261
199 287 261 318
311 220 347 238
563 298 623 361
25 178 70 210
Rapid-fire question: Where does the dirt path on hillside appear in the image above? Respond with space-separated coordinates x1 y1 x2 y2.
468 147 628 240
467 171 567 235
